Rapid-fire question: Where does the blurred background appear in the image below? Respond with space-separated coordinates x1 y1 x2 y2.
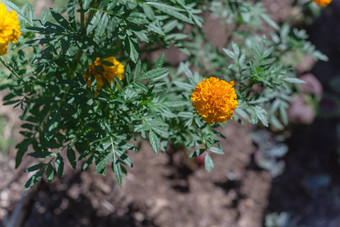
0 0 340 226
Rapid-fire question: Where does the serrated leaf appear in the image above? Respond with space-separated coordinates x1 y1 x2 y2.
147 2 193 24
82 0 91 9
188 149 205 158
133 60 141 81
173 81 194 90
204 152 214 172
28 151 56 158
96 152 112 173
223 48 236 59
142 4 155 20
148 23 165 36
164 100 188 107
154 53 165 69
149 130 160 153
86 11 101 35
128 38 139 63
209 147 224 155
25 163 46 172
23 169 43 189
15 138 31 168
51 9 72 30
261 14 279 30
113 155 123 187
139 68 168 80
67 147 76 169
179 63 193 78
46 163 54 183
254 106 268 127
283 77 305 84
55 156 64 178
95 13 108 37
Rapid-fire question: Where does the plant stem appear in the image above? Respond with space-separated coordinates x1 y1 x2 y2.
0 57 24 82
79 0 85 33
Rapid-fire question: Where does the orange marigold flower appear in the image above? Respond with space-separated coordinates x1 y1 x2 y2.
311 0 332 7
191 77 238 124
0 2 21 56
83 56 124 92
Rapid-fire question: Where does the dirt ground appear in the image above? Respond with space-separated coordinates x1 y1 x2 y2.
0 0 340 227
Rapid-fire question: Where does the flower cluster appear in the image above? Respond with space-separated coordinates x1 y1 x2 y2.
191 77 238 124
0 2 21 56
311 0 332 7
83 56 124 93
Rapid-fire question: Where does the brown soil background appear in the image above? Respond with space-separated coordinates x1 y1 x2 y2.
0 0 340 226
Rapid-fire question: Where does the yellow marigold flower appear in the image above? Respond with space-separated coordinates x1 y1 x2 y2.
0 2 21 56
311 0 332 7
83 56 124 92
191 77 238 124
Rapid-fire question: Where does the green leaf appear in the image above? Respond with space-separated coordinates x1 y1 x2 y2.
95 152 112 173
25 163 46 172
46 163 54 183
147 2 193 24
261 14 279 30
173 81 194 90
223 48 236 60
15 138 31 168
86 11 101 35
142 4 155 20
188 149 205 158
128 38 139 63
209 147 224 155
127 12 149 25
149 130 160 153
133 60 142 81
95 13 108 37
55 156 64 178
139 68 168 80
148 23 165 36
204 152 214 172
154 53 165 69
112 155 123 187
28 151 56 158
23 169 43 189
44 109 60 140
115 150 133 167
133 30 149 42
254 106 268 127
51 9 72 30
82 0 91 9
67 147 77 169
283 77 305 84
179 63 193 78
164 100 188 107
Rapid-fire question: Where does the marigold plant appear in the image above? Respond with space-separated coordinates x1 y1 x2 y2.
0 0 327 187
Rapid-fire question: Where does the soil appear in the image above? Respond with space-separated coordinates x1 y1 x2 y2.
267 1 340 226
0 0 339 227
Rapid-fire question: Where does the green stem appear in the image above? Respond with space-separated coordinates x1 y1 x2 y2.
0 57 23 82
79 0 85 33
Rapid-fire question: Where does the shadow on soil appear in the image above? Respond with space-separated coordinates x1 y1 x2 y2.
266 3 340 226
